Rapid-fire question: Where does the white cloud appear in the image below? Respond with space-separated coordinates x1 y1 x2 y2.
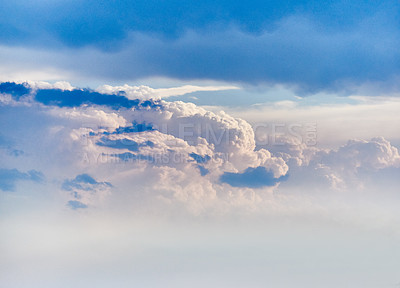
320 137 400 171
3 83 400 288
27 81 75 91
96 84 239 100
269 135 400 191
0 93 13 105
226 96 400 148
1 82 400 212
48 106 127 129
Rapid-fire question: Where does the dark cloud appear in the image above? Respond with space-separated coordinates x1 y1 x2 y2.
220 166 288 188
0 168 44 192
0 1 399 92
0 0 393 47
8 17 395 94
121 23 399 94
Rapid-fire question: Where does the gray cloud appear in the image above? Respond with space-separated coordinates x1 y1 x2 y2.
0 10 399 94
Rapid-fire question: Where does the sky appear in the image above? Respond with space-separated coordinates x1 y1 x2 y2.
1 1 400 287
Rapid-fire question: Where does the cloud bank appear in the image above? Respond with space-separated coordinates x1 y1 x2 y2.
2 81 400 288
1 81 399 212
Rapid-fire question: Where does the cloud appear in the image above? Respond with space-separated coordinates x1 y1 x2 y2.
269 136 400 191
49 107 128 130
24 82 288 203
319 137 400 172
0 168 43 192
0 1 399 93
119 19 399 93
97 84 239 100
228 96 400 147
0 0 395 47
27 81 75 91
2 81 164 110
1 81 400 211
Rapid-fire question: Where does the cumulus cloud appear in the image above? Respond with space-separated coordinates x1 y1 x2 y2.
27 81 75 91
289 136 400 173
269 135 400 191
319 137 400 171
0 82 291 212
49 107 127 130
1 81 399 211
228 96 400 148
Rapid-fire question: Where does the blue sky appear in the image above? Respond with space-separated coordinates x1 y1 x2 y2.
1 1 400 288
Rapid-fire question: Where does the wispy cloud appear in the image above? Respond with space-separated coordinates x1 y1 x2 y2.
97 84 239 100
